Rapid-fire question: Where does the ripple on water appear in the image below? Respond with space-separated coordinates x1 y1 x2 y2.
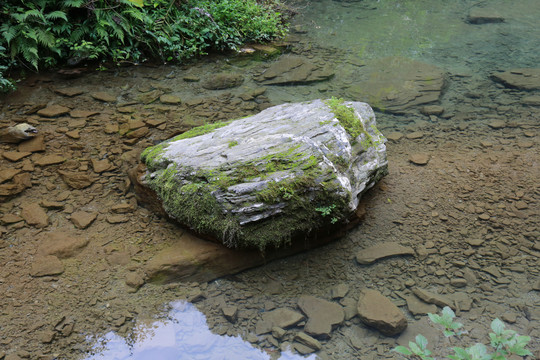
84 301 316 360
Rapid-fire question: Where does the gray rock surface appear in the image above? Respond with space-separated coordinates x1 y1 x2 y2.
140 99 387 249
356 242 415 264
298 295 344 338
255 55 334 85
357 289 407 336
347 57 445 114
255 308 304 335
491 69 540 90
467 7 505 24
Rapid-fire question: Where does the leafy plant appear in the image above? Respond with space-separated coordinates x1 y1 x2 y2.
0 0 288 91
393 307 533 360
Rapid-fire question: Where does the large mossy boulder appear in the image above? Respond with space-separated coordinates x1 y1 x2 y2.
140 99 387 250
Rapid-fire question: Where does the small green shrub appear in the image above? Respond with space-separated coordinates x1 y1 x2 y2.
393 307 533 360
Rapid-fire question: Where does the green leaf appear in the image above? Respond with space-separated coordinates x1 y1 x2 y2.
452 347 470 360
415 334 428 350
393 346 413 356
442 306 456 320
490 319 505 335
125 0 144 7
409 342 422 355
45 11 68 21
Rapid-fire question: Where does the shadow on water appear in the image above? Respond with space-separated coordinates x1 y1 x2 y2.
84 301 315 360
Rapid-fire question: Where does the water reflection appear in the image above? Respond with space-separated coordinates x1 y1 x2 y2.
85 301 315 360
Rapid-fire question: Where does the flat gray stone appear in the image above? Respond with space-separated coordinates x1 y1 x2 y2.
412 287 454 309
30 255 64 277
491 69 540 90
356 242 415 265
467 8 505 24
406 295 437 316
357 289 407 336
38 231 89 259
255 308 304 335
347 57 445 114
298 295 344 338
256 55 334 85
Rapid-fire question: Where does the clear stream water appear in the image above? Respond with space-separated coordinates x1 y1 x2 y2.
83 0 539 358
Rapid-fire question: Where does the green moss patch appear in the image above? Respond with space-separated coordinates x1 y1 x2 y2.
142 133 352 250
325 97 374 149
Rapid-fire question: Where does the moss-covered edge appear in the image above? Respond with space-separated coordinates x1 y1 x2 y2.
141 123 352 250
324 97 374 149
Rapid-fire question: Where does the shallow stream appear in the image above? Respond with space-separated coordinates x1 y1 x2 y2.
0 0 538 359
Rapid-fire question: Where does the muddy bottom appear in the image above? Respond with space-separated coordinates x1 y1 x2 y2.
1 0 539 359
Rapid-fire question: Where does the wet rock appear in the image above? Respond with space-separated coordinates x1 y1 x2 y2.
298 295 344 338
356 242 415 265
35 155 65 166
37 105 70 118
397 317 442 352
467 8 504 24
1 214 23 225
409 153 430 165
65 130 80 139
251 44 281 57
450 278 467 288
202 73 244 90
58 170 95 189
406 131 424 139
2 151 32 162
255 308 304 335
330 283 350 299
21 202 49 228
41 200 64 209
70 110 99 118
39 330 56 344
54 87 84 97
295 332 322 351
139 99 387 249
126 127 149 139
38 231 89 259
0 173 32 196
293 343 316 355
386 132 404 141
90 91 117 103
406 295 437 316
221 305 238 323
412 287 453 309
106 215 129 224
125 272 145 291
136 90 162 104
111 203 135 214
357 289 407 336
420 105 444 116
159 94 182 105
340 297 358 321
491 68 540 90
522 95 540 106
347 57 445 114
70 211 98 229
30 255 64 277
272 326 286 339
488 120 506 129
91 158 112 173
255 55 334 85
183 75 200 82
18 135 45 152
0 168 21 184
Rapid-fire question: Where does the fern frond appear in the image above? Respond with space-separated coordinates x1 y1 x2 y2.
45 10 68 22
1 24 17 44
35 29 56 48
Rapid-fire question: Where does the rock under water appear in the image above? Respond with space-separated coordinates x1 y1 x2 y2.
139 99 388 250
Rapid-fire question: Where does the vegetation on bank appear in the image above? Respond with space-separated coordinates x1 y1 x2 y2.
0 0 288 92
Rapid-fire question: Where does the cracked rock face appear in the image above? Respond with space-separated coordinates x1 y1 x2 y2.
139 99 388 249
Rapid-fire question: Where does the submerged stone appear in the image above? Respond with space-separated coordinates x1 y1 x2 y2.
139 99 387 250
